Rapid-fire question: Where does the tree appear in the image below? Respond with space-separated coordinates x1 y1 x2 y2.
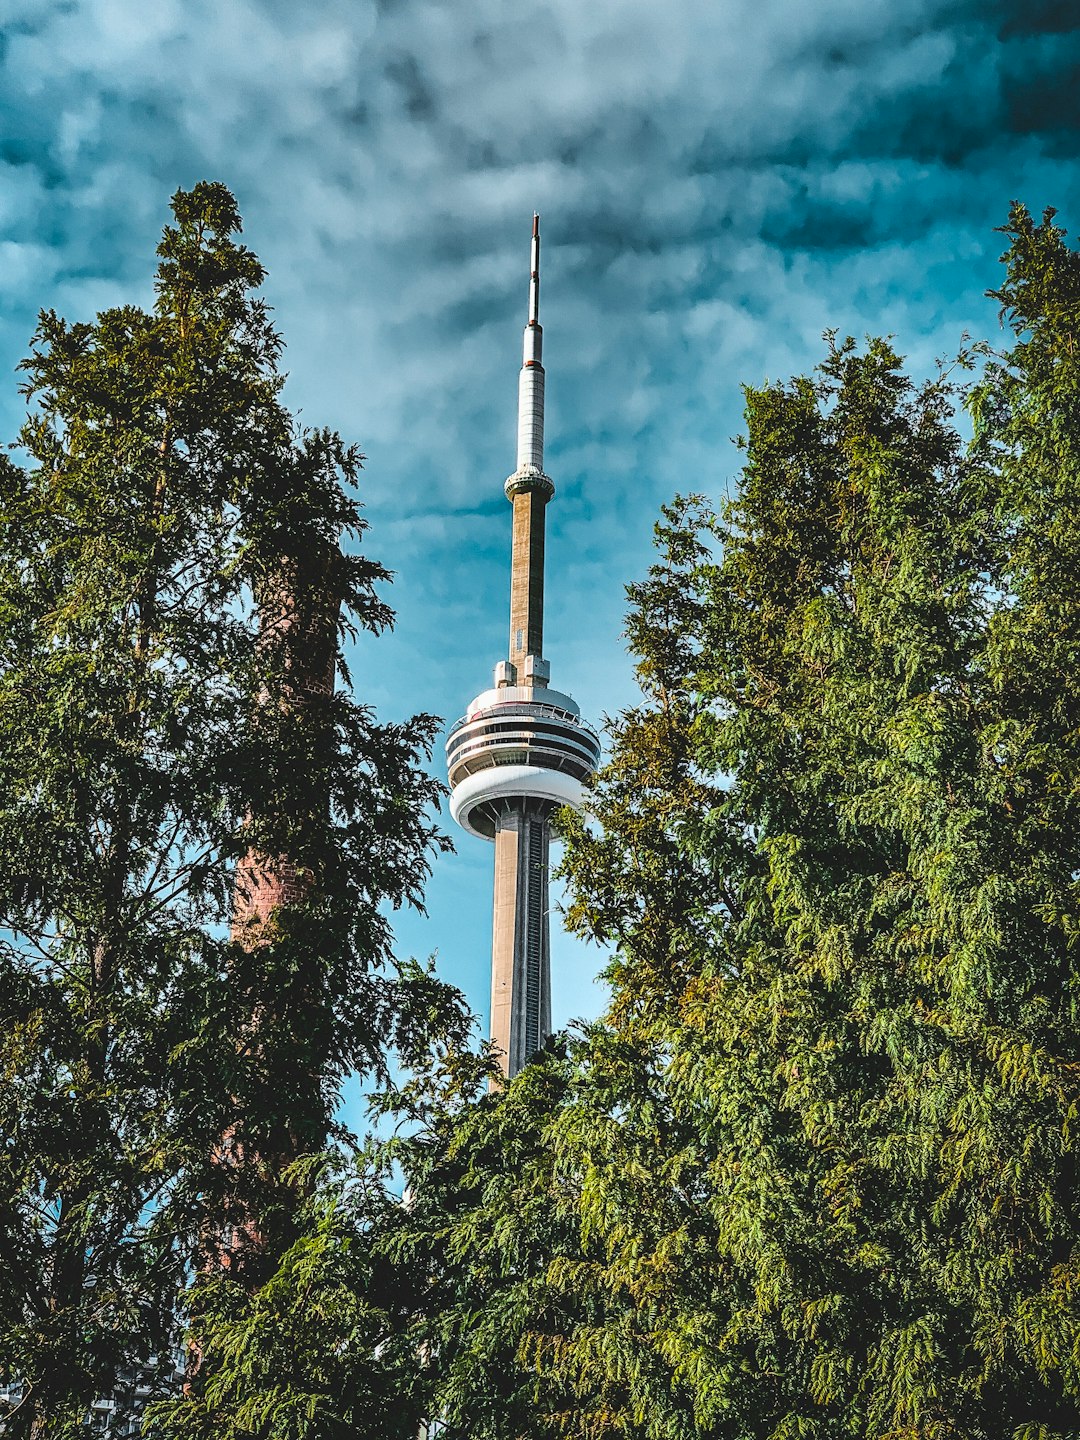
0 183 445 1434
407 206 1080 1439
144 960 477 1440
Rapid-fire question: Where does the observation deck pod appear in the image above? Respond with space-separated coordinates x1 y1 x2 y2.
447 684 600 840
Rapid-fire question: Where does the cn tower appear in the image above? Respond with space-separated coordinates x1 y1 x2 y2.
446 216 600 1079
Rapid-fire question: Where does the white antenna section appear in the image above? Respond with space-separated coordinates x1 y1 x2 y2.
516 213 545 474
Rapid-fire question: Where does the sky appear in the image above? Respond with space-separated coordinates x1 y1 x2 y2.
0 0 1078 1094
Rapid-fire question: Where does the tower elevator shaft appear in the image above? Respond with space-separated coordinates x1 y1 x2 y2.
491 800 552 1077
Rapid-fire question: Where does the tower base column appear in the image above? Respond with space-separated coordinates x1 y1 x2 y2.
490 801 552 1079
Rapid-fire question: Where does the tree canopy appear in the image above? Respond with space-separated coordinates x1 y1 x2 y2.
393 205 1080 1440
7 189 1080 1440
0 182 447 1434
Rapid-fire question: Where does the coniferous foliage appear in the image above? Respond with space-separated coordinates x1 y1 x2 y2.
0 184 446 1433
404 207 1080 1440
145 961 476 1440
9 187 1080 1440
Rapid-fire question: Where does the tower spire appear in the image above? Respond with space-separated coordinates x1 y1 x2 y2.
515 213 547 478
529 212 540 325
505 213 553 687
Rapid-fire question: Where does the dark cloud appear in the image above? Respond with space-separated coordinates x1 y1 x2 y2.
998 0 1080 39
384 52 438 123
1003 41 1080 138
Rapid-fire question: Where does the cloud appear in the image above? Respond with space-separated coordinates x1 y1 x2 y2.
0 0 1078 1040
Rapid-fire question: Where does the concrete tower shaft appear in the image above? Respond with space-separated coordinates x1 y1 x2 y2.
447 215 597 1081
491 801 551 1076
509 489 546 667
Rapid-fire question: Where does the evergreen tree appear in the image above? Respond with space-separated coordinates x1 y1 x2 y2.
145 962 475 1440
407 207 1080 1440
0 183 445 1434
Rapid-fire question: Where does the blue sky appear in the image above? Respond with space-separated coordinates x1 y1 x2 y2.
1 0 1078 1084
